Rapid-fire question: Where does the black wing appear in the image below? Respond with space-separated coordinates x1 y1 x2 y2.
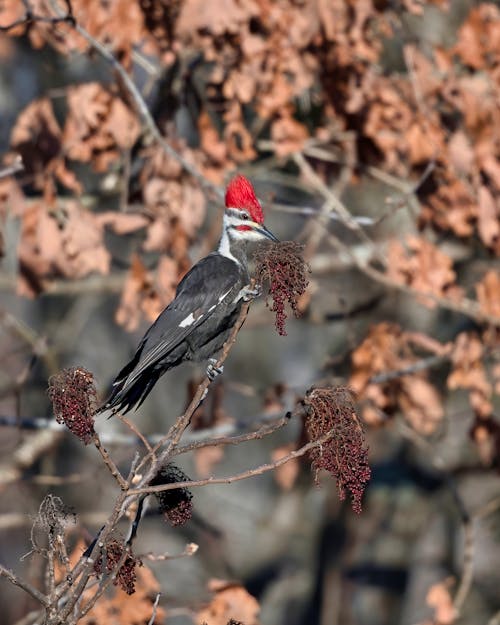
101 254 243 412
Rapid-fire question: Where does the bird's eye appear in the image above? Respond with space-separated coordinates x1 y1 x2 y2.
241 213 249 220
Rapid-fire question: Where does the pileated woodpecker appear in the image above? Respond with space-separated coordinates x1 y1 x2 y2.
100 174 278 414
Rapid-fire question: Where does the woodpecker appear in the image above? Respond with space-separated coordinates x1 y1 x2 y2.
100 174 278 414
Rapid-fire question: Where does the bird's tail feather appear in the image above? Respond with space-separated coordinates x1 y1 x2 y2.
98 368 161 415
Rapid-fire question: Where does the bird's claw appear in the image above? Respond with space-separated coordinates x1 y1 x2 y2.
206 358 224 380
241 283 262 302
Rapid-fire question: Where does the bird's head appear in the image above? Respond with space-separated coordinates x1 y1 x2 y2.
223 174 279 243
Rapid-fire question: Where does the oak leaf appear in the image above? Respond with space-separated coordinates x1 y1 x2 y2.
476 271 500 318
115 255 178 332
271 114 309 158
197 580 260 625
448 332 492 417
351 323 445 433
387 236 463 307
425 579 457 625
272 443 300 491
63 83 140 172
477 186 500 252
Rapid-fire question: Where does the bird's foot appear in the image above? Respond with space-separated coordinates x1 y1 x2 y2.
240 283 262 302
206 358 224 380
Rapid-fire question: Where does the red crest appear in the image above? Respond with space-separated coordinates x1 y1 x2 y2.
225 174 264 224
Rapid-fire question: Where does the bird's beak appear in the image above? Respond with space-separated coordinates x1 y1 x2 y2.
253 223 279 242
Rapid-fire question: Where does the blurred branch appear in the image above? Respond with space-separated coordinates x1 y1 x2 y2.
148 593 161 625
0 0 74 31
0 155 24 179
0 430 63 487
0 407 287 446
0 272 125 295
140 543 198 562
374 412 500 621
451 493 500 617
326 231 500 327
293 151 383 263
0 309 58 374
368 353 450 384
453 521 474 616
46 0 223 200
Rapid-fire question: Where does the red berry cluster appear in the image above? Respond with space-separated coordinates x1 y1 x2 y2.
150 464 193 527
48 367 97 445
304 387 371 514
253 241 309 336
94 539 141 595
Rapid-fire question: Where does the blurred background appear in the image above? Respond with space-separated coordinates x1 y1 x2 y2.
1 0 500 624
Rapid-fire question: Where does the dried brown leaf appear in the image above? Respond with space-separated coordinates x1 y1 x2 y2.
387 236 463 307
196 580 260 625
477 186 500 251
272 443 300 491
194 446 225 479
271 114 309 158
63 83 140 171
425 579 457 625
115 254 178 332
476 271 500 318
97 212 149 235
448 332 492 417
351 323 445 433
10 97 62 187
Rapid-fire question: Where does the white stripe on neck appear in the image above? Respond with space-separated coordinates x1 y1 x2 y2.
218 215 240 264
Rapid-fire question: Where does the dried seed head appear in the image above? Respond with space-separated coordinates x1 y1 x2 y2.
150 464 193 527
94 539 141 595
253 241 309 335
48 367 97 444
304 387 371 514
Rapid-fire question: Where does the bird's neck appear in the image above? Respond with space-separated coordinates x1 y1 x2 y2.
217 225 248 268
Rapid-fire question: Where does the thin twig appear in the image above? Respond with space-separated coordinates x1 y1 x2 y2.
92 434 128 491
117 413 154 455
173 415 289 456
0 565 48 606
140 543 198 562
148 593 161 625
129 428 330 497
453 521 475 614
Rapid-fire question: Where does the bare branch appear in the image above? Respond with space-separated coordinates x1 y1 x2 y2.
368 354 450 384
453 521 475 615
173 414 289 456
0 155 24 179
92 434 129 491
148 593 161 625
129 427 330 498
0 564 48 606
